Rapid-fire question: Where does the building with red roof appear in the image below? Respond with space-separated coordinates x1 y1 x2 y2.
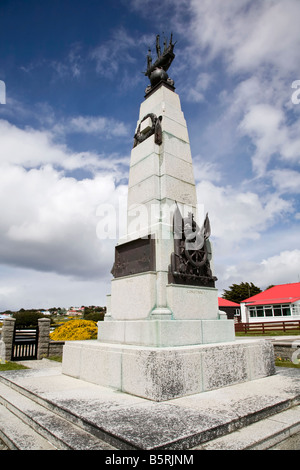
218 297 240 320
240 282 300 323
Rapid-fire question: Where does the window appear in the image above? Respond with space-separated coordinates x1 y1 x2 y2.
282 305 291 316
291 304 300 316
273 306 281 316
264 306 272 317
256 307 264 317
247 304 294 318
249 307 256 318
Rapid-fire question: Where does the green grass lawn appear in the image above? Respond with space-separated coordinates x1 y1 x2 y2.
48 355 62 362
0 362 28 371
0 357 62 371
275 358 300 368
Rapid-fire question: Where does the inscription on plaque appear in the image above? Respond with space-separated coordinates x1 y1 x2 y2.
111 235 156 278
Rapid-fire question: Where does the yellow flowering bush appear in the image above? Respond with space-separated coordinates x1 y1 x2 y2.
50 320 98 341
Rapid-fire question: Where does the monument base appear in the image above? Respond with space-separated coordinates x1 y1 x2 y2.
108 275 219 322
62 339 275 401
97 319 235 347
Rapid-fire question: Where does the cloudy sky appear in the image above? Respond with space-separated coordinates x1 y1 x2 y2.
0 0 299 310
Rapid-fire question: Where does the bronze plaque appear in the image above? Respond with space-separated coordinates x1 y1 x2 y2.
111 235 155 278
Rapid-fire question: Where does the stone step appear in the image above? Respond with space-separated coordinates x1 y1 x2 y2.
0 367 299 450
192 405 300 450
0 403 57 450
0 381 116 450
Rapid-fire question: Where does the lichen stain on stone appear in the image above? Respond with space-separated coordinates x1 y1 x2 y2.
145 351 185 401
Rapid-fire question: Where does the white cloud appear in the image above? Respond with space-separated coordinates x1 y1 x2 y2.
196 175 299 292
196 180 292 245
270 169 300 195
189 0 300 75
0 266 111 310
0 163 125 277
172 0 300 181
193 160 221 183
259 250 300 284
65 115 129 137
239 104 300 176
90 27 138 78
0 119 130 176
196 74 300 178
217 250 300 292
0 118 129 286
239 104 284 175
0 119 66 167
229 1 300 74
21 43 84 80
185 72 213 103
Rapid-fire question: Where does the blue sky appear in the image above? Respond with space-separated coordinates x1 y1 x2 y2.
0 0 299 310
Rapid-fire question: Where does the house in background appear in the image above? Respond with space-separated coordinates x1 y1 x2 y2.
240 282 300 323
67 307 85 316
0 314 12 320
218 298 241 321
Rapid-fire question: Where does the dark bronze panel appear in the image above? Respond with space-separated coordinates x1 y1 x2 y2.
111 235 156 278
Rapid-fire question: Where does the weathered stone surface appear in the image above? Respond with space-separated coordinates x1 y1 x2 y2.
166 284 218 320
1 318 16 361
37 318 51 359
110 272 157 320
62 339 276 401
0 366 299 450
98 319 235 347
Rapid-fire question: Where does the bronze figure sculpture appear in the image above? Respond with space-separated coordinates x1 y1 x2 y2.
169 204 217 287
144 33 176 94
133 113 163 148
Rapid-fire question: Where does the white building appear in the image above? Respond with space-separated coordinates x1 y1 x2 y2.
67 307 84 316
240 282 300 323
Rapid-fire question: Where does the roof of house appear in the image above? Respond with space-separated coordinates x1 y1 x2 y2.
241 282 300 306
218 298 240 307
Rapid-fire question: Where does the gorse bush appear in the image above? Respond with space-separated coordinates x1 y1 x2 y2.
50 320 98 341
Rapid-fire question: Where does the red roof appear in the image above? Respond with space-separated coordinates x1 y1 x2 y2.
218 298 240 307
241 283 300 306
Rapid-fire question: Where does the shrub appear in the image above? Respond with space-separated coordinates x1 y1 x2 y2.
84 311 105 322
13 310 45 327
50 319 98 341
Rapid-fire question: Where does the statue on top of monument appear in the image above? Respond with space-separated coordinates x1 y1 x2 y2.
144 33 176 95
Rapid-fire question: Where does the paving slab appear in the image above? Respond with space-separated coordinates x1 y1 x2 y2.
16 358 62 369
195 406 300 450
0 364 299 450
0 437 9 450
270 431 300 450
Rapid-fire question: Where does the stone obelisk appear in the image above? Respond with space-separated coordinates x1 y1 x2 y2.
103 34 230 342
62 35 275 401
